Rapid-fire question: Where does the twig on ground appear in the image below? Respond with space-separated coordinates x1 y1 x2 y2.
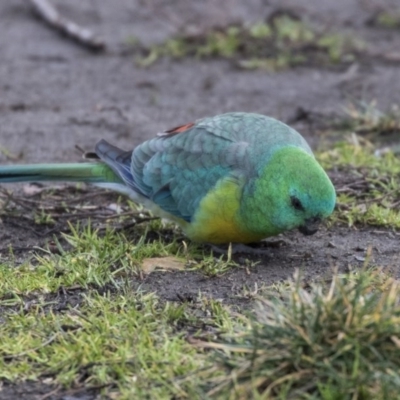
27 0 106 52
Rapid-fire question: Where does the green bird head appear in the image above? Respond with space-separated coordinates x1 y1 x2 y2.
241 146 336 238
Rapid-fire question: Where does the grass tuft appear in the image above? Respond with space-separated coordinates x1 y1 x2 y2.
200 269 400 399
0 289 208 398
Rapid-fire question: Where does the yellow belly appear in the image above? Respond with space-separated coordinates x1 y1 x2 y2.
183 177 265 244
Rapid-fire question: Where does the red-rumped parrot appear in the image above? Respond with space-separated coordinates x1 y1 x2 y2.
0 112 336 244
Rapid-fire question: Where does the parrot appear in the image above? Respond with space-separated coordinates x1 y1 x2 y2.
0 112 336 244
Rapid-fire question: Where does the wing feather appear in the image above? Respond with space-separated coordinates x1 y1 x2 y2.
96 113 313 223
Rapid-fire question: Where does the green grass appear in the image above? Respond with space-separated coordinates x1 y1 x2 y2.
198 269 400 399
0 224 227 398
0 209 399 398
316 101 400 229
136 16 364 70
2 245 399 399
0 290 208 398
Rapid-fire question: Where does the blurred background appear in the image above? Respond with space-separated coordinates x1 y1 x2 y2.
1 0 399 162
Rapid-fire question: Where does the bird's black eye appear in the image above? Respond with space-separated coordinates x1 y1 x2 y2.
291 196 304 211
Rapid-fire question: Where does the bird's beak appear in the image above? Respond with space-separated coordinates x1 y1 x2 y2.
299 217 321 236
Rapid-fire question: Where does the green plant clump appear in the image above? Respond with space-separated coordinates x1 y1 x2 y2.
201 270 400 399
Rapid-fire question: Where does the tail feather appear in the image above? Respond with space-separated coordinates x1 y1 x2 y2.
0 162 123 184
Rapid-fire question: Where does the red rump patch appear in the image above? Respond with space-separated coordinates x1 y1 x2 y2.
163 122 195 136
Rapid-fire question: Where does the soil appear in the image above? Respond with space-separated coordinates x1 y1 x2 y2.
1 0 400 398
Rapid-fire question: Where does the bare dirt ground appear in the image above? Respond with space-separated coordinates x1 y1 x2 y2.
1 0 400 398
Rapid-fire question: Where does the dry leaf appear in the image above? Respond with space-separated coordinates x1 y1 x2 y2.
141 256 186 274
23 183 46 196
22 183 63 195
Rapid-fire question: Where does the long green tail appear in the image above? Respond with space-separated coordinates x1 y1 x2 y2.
0 162 123 184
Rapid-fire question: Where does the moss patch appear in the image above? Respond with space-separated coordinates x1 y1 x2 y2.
136 15 364 70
